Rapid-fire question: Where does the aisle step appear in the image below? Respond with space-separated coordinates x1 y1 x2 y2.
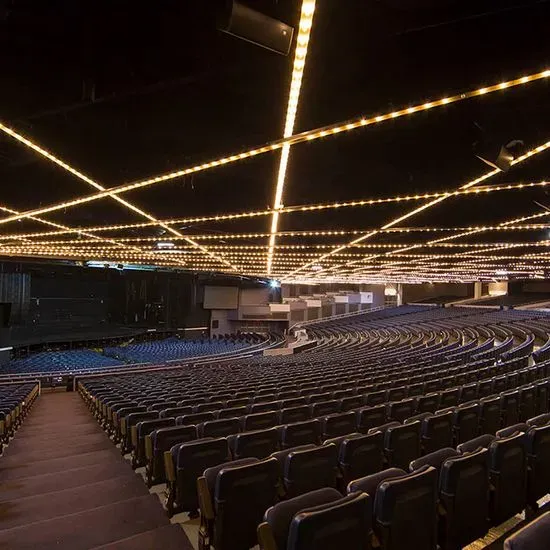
0 475 148 530
0 494 169 550
91 524 195 550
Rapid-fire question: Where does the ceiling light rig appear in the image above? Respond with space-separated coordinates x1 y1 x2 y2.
283 139 550 280
0 68 547 230
267 0 316 276
0 123 237 271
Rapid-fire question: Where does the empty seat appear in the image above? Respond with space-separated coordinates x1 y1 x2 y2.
526 424 550 510
504 511 550 550
177 411 216 426
226 398 250 408
449 401 480 445
145 424 197 487
439 388 460 409
279 406 311 425
199 457 279 550
286 492 371 550
160 406 193 419
122 410 158 454
384 421 421 470
489 433 528 525
228 427 279 459
258 488 342 550
416 393 440 414
386 398 416 423
410 447 459 474
218 406 247 419
364 390 387 407
374 466 438 550
479 396 501 435
241 411 278 431
457 433 495 454
280 419 321 449
439 448 491 549
535 381 549 414
527 412 550 428
250 401 280 414
166 437 230 517
282 443 339 498
416 411 454 454
519 386 536 422
387 386 407 402
198 417 240 438
496 423 529 439
459 383 478 403
281 398 307 409
339 395 363 412
195 401 225 414
356 405 386 433
307 393 331 405
310 400 339 418
501 390 520 427
329 431 384 487
321 411 356 439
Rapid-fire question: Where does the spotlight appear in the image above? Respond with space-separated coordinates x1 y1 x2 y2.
269 280 281 288
156 241 175 249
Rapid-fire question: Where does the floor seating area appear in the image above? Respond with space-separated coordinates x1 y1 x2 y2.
71 305 550 549
103 336 254 364
3 305 550 548
3 334 273 377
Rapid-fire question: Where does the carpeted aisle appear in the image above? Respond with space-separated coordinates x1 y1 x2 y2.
0 392 193 550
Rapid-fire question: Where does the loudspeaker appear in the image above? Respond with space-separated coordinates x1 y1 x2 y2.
474 137 524 172
0 303 11 328
218 1 294 55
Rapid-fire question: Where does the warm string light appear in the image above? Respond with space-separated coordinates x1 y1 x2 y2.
267 0 316 275
0 69 548 229
285 140 550 280
0 182 546 244
0 124 236 271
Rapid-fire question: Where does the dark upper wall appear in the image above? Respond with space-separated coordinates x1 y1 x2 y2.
403 283 473 303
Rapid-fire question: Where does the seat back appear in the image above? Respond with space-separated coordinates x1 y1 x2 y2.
229 427 279 460
356 405 386 433
218 406 247 419
374 466 438 550
453 402 480 444
526 424 550 506
479 396 501 435
384 421 421 470
175 437 230 513
421 411 453 454
310 400 339 418
285 443 338 498
504 511 550 550
279 405 311 425
518 386 536 422
416 393 440 414
321 411 356 439
213 458 279 550
241 411 278 431
160 406 192 419
386 398 416 423
439 448 490 548
489 432 528 524
339 395 363 411
199 417 240 438
287 492 372 550
177 411 216 426
339 431 385 484
500 391 520 427
281 419 321 449
261 488 341 550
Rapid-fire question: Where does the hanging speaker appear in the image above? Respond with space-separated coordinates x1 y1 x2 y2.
217 1 294 56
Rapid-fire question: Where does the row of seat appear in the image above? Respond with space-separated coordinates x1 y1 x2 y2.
0 382 40 453
191 413 550 550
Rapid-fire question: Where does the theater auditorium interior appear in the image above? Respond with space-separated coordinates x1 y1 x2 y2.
1 0 550 549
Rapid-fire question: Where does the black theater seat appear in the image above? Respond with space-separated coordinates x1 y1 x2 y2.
198 417 240 438
199 457 279 550
504 511 550 550
320 411 356 439
145 424 197 486
280 419 321 449
228 427 279 459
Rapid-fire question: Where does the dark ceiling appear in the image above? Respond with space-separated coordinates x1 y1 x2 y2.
0 0 549 282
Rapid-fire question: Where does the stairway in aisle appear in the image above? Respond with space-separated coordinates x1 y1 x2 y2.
0 391 193 550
